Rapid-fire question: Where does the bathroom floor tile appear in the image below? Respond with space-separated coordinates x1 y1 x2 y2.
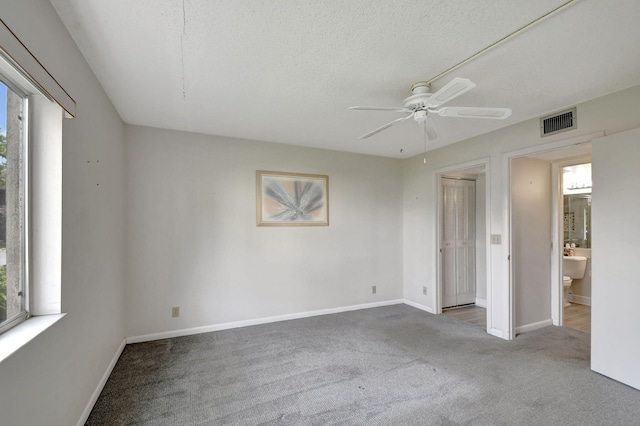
564 303 591 333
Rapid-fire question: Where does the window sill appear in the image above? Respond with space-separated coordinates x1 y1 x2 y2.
0 313 66 364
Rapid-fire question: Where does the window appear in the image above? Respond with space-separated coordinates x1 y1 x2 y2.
0 20 68 346
0 77 27 334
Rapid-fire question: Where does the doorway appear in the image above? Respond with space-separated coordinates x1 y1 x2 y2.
505 133 597 339
436 160 490 331
558 160 592 333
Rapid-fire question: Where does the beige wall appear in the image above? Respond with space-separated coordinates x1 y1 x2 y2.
124 125 404 338
0 1 127 425
511 157 552 329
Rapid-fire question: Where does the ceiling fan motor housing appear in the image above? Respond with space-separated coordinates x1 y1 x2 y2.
404 82 433 111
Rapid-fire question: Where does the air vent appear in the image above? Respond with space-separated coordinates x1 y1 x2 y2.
540 107 576 137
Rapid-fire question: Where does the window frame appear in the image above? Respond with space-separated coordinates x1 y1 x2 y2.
0 71 30 335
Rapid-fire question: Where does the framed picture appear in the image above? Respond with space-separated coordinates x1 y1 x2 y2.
256 170 329 226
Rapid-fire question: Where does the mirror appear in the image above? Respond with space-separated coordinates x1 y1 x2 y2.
563 194 591 248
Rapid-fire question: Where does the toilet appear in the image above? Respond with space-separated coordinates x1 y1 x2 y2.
562 256 588 307
562 276 574 307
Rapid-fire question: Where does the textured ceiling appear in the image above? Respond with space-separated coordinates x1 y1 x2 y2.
50 0 640 158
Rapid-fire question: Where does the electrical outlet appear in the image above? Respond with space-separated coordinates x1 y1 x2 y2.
423 286 427 295
372 285 377 294
491 234 502 245
171 307 180 317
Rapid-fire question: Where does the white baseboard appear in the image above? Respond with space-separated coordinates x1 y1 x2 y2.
475 297 487 308
126 299 405 344
515 319 553 335
403 299 434 314
488 328 505 339
77 338 126 426
568 294 591 306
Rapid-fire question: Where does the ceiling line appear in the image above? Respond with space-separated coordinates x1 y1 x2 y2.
424 0 581 86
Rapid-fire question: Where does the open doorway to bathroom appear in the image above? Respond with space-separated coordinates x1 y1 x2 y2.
509 139 594 338
560 162 592 333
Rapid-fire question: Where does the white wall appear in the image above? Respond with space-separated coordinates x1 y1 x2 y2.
124 125 403 338
402 157 438 311
511 157 551 329
403 83 640 340
591 128 640 390
0 1 126 425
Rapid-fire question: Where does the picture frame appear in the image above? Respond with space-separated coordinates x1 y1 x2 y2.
256 170 329 226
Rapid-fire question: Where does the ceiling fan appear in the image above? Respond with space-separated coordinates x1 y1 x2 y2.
349 77 512 141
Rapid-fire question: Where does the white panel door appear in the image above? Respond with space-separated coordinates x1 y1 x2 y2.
591 128 640 390
442 180 458 308
442 178 476 308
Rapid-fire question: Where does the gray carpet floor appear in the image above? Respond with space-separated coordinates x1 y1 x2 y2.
86 304 640 425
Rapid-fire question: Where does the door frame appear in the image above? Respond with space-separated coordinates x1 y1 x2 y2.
503 131 603 340
435 158 492 332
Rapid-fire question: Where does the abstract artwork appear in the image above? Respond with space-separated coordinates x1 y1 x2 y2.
256 171 329 226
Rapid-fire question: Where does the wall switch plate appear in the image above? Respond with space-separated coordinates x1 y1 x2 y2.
171 307 180 317
372 285 377 294
423 286 427 295
491 234 502 245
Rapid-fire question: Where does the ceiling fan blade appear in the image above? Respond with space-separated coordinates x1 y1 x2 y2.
432 106 512 119
427 77 476 107
359 113 414 139
349 106 409 112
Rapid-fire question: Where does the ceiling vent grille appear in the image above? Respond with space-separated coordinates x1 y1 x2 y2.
540 108 576 137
